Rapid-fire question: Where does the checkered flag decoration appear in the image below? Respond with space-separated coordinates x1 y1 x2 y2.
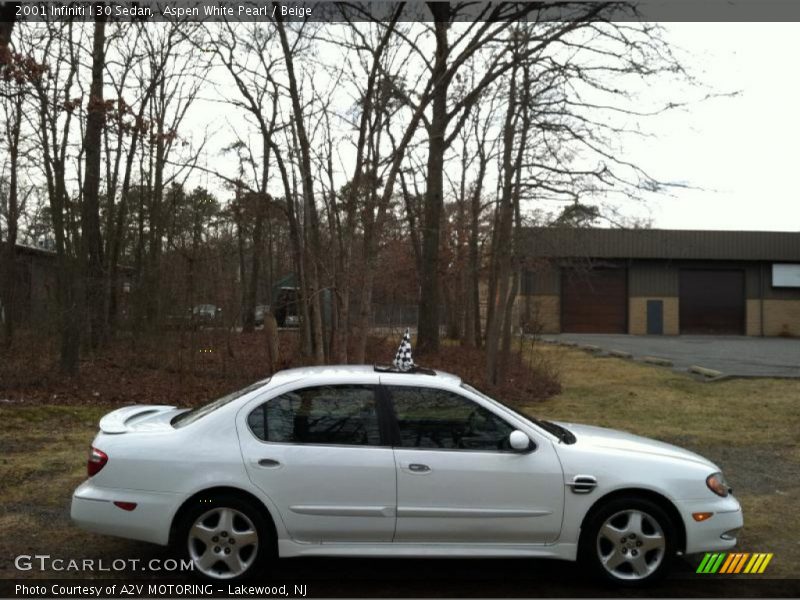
393 328 415 372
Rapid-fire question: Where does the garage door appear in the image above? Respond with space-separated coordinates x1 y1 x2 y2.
679 270 744 335
562 268 627 333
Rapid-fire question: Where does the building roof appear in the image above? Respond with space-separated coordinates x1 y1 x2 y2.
10 241 57 258
523 228 800 262
6 241 136 273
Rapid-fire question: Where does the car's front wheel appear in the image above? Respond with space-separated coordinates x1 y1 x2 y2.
582 497 677 585
178 494 272 580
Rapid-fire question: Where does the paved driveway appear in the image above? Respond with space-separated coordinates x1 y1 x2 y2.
540 334 800 378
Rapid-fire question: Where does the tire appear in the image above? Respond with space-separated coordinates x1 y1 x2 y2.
176 493 274 581
580 496 677 586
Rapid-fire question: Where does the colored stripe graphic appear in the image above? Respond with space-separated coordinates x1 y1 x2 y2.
710 553 727 573
733 553 750 573
749 554 766 573
745 554 759 573
758 553 773 573
697 552 772 575
696 553 712 573
719 553 736 574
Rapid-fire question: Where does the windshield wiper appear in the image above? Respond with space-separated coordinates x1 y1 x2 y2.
532 418 576 444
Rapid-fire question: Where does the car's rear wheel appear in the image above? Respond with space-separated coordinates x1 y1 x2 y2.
582 497 677 585
178 494 272 580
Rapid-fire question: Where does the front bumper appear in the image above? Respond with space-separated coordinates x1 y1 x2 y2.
71 480 183 546
678 495 744 554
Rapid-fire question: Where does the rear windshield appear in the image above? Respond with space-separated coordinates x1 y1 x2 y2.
172 378 270 428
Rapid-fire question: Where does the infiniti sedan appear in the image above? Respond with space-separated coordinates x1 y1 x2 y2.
72 365 742 584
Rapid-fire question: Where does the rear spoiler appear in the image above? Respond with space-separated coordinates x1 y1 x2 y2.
99 405 175 434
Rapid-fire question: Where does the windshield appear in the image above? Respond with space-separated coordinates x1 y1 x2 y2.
461 383 534 423
172 378 270 428
461 382 576 444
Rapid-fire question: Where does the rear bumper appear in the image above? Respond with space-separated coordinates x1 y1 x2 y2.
678 496 744 554
71 480 183 546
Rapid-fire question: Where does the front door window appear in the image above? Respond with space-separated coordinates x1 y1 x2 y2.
387 386 516 451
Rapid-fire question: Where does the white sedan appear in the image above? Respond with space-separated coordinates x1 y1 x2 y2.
71 365 742 584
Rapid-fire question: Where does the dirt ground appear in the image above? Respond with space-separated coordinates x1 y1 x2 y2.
0 339 798 595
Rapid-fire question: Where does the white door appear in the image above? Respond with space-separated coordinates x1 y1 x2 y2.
383 383 564 544
237 384 396 543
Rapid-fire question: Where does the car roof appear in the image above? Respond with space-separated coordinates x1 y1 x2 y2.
267 364 462 387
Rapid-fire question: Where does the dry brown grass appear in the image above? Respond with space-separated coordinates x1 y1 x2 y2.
0 403 167 579
0 342 797 579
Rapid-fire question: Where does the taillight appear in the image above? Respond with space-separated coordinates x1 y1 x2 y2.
88 446 108 477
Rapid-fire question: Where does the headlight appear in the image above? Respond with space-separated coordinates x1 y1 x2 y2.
706 472 730 497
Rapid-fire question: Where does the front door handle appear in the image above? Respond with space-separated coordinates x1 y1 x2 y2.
408 463 430 473
258 458 281 468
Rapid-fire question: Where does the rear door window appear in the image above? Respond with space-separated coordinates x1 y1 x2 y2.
248 385 382 446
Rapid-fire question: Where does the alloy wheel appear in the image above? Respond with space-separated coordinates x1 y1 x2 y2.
595 509 666 581
188 507 259 579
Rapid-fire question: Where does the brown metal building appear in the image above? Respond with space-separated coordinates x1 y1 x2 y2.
0 243 133 330
1 243 59 328
519 228 800 337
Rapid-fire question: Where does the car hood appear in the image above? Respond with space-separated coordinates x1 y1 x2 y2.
553 421 718 469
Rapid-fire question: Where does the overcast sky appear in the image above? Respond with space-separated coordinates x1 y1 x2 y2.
172 21 800 235
632 22 800 232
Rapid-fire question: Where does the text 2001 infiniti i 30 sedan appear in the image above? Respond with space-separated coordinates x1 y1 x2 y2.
72 365 743 584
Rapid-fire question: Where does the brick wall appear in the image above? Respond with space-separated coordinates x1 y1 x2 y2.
746 299 762 336
762 299 800 337
628 297 679 335
517 294 560 334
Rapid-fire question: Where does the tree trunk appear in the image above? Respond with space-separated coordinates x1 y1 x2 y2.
2 91 22 347
276 19 325 365
499 269 519 378
417 12 450 354
466 149 487 348
485 61 518 385
270 142 312 358
233 191 247 326
243 195 265 333
80 14 107 351
264 312 280 372
0 6 15 66
108 78 156 333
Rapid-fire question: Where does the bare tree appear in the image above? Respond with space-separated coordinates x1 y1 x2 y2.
322 10 407 362
402 3 612 353
0 41 24 346
20 21 84 372
105 24 182 333
80 13 107 350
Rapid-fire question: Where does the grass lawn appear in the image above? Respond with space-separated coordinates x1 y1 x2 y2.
0 345 797 580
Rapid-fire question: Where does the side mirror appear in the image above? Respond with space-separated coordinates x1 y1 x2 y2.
509 430 532 452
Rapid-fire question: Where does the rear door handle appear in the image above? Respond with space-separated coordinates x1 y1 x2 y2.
258 458 281 468
408 463 430 473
